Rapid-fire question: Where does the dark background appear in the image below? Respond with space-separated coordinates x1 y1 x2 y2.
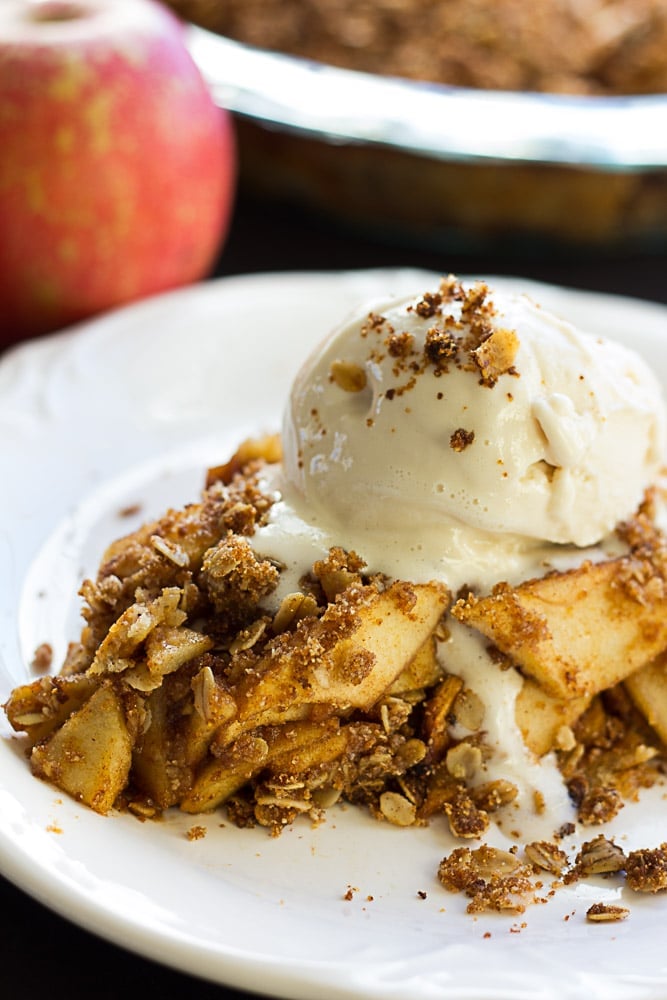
219 194 667 306
2 190 667 1000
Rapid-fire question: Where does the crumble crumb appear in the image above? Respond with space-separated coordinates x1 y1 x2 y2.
31 643 53 674
625 844 667 892
450 428 475 453
186 825 207 841
437 844 534 914
118 503 142 518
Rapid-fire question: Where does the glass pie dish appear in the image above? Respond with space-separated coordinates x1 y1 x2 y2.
184 22 667 252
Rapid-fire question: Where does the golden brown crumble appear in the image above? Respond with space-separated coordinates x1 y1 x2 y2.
472 327 520 387
440 830 666 918
165 0 667 98
368 280 518 398
557 685 663 828
4 430 667 922
437 846 535 914
625 844 667 892
424 326 458 368
200 535 280 621
414 292 443 318
450 428 475 453
186 824 207 841
205 434 282 489
444 789 490 840
386 330 415 358
576 786 624 826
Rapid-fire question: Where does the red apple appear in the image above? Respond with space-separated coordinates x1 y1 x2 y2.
0 0 235 345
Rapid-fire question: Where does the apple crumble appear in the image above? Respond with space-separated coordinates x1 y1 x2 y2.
168 0 667 97
4 439 667 907
4 276 667 918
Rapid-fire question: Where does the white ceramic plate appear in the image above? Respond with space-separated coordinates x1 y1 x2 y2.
2 269 667 1000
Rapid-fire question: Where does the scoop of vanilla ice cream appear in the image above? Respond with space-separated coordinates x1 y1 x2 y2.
260 275 667 837
281 277 665 562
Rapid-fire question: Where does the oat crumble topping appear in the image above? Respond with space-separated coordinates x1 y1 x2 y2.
625 844 667 892
355 280 521 412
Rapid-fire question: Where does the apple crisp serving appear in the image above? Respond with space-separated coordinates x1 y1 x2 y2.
7 268 667 924
4 435 667 910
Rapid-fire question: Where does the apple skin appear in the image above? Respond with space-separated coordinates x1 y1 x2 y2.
0 0 235 345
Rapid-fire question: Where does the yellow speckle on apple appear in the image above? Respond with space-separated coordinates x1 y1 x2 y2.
47 55 90 102
57 237 78 263
25 171 47 214
55 124 75 153
83 91 113 155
